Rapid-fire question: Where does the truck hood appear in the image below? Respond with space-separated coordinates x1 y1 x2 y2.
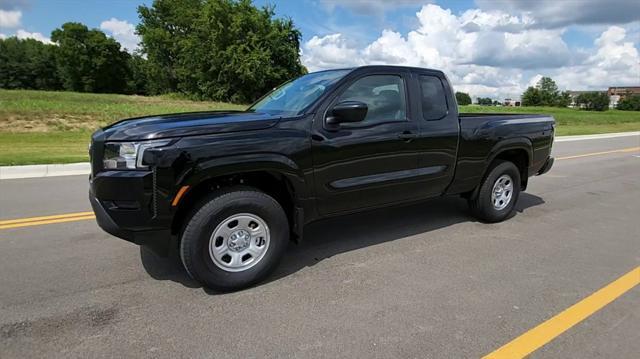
101 111 280 141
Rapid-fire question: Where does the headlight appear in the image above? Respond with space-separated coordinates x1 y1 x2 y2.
103 140 170 170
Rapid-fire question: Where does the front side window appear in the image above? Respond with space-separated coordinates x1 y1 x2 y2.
419 75 448 120
337 75 407 126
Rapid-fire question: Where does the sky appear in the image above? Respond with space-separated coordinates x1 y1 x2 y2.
1 0 639 100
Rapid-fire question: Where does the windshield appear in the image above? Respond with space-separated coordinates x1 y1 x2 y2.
248 69 351 115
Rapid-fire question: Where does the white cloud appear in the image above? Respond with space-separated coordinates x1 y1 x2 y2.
0 32 6 39
0 9 21 28
15 29 51 44
305 4 569 73
302 4 640 100
471 29 571 68
302 33 361 70
527 74 544 88
460 8 534 33
553 26 640 90
100 17 139 53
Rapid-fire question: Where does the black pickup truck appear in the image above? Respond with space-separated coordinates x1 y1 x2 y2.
89 65 554 290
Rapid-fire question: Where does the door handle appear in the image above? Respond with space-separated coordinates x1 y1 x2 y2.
398 131 418 142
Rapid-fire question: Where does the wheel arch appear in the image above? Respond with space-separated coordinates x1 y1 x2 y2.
170 155 308 241
484 138 532 190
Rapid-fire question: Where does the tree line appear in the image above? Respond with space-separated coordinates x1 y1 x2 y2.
0 0 306 103
522 77 640 111
456 76 639 111
0 23 136 94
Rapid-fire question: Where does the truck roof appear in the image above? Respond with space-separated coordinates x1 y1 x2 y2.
311 65 444 75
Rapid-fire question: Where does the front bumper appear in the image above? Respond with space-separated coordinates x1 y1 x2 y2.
537 156 554 175
89 170 172 256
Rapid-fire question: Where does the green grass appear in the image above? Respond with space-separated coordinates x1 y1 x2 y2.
0 89 245 165
0 89 245 132
1 89 639 165
459 105 640 136
0 132 91 165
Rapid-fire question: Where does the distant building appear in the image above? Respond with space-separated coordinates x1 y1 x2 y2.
564 87 639 108
503 98 521 107
608 87 640 108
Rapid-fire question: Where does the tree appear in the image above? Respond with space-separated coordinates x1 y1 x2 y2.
477 97 494 105
137 0 202 94
616 94 640 111
126 54 150 95
521 86 542 106
575 92 609 111
0 37 61 90
556 91 572 107
51 22 131 93
455 91 472 105
537 77 559 106
137 0 307 102
521 77 571 107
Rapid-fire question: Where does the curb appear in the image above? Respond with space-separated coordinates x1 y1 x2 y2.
0 162 90 180
1 131 639 180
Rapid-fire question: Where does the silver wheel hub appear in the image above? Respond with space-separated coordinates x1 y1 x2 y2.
209 213 270 272
228 230 251 252
491 174 514 211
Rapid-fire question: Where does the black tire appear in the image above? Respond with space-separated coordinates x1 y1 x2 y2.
468 160 521 223
180 187 289 291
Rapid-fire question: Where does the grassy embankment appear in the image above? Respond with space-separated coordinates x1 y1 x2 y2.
1 89 639 165
0 90 244 165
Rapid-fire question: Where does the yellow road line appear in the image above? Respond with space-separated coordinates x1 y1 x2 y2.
0 212 96 230
0 215 95 230
483 266 640 359
0 211 94 225
557 146 640 160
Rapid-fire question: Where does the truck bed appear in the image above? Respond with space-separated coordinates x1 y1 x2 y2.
446 112 555 195
459 113 551 120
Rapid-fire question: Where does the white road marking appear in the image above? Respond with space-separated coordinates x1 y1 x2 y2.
555 131 640 142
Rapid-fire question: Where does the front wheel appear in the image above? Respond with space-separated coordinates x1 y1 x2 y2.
180 187 289 291
468 160 521 223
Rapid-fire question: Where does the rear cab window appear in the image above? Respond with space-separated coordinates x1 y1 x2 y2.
418 75 448 120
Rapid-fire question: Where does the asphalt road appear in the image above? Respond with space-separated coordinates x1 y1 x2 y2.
1 135 639 358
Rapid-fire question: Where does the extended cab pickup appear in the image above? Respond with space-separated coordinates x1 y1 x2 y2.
89 66 554 290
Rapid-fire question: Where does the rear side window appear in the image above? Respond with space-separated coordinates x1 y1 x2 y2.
419 75 448 120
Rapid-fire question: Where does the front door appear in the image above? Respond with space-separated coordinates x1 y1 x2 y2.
311 71 424 215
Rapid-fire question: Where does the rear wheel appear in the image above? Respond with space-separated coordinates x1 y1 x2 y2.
468 160 521 223
180 187 289 291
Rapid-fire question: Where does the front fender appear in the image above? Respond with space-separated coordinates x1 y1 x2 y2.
180 152 310 199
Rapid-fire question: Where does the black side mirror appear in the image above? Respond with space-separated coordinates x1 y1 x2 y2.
326 101 368 125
